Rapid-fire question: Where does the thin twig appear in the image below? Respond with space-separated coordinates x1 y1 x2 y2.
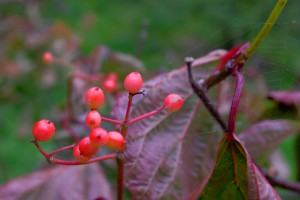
258 166 300 194
186 57 228 133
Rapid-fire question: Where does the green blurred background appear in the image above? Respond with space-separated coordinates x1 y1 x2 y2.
0 0 299 194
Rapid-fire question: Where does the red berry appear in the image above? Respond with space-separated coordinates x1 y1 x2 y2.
32 119 56 142
73 145 90 162
89 127 109 146
107 73 118 82
43 52 53 64
85 87 105 109
103 78 117 92
124 72 143 94
85 110 101 128
105 131 125 151
164 94 184 112
78 137 100 157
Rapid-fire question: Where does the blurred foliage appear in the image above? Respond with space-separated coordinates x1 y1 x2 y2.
0 0 299 194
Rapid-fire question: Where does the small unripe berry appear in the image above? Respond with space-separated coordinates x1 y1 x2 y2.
105 131 125 151
89 127 109 146
78 137 100 157
85 110 101 128
124 72 143 94
73 145 90 162
103 78 117 92
164 94 184 112
43 52 53 64
85 87 105 109
32 119 56 142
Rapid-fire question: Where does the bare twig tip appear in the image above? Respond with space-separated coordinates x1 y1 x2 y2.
185 57 194 65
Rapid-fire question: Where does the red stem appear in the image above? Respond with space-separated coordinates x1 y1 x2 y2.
32 140 49 161
117 157 125 200
51 154 117 165
123 94 134 125
48 144 75 157
102 117 124 126
32 140 116 165
128 106 165 125
227 70 244 135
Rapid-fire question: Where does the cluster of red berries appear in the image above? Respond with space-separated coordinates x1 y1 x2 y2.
32 71 184 163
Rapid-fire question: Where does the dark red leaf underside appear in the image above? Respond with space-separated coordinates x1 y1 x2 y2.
238 120 300 158
113 52 225 199
0 164 113 200
268 91 300 106
190 134 281 200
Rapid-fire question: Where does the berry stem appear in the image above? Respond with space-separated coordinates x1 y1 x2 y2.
117 157 125 200
48 144 75 157
101 117 124 126
32 140 49 161
227 70 244 135
116 93 134 200
32 140 117 165
128 105 165 125
51 153 117 165
123 94 134 125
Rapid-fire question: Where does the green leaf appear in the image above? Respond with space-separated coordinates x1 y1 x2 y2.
190 135 281 200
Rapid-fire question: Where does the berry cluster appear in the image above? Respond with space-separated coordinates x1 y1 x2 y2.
32 71 184 165
73 86 125 162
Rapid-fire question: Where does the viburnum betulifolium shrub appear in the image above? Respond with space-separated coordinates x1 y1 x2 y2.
1 0 300 200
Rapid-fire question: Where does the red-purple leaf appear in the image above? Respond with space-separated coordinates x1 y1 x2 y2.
189 134 281 200
113 51 226 199
268 91 300 106
0 164 113 200
238 120 300 158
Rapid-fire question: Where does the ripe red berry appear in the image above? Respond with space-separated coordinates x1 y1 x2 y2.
164 94 184 112
32 119 56 142
105 131 125 151
43 52 53 64
85 87 105 109
103 78 117 92
85 110 101 128
89 127 109 146
124 72 143 94
78 137 100 157
73 145 90 162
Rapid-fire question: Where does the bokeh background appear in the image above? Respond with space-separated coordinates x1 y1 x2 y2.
0 0 299 196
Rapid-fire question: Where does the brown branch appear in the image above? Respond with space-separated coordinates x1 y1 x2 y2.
259 167 300 194
186 57 228 133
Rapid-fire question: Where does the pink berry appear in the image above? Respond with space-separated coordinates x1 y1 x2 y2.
103 78 117 92
164 94 184 112
107 73 118 82
78 137 100 157
32 119 56 142
89 127 109 146
105 131 125 151
43 52 53 64
85 110 101 128
73 145 90 162
124 72 143 94
85 87 105 109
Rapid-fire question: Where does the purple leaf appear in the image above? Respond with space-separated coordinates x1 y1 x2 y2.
189 135 281 199
113 52 226 199
238 120 300 158
0 164 113 200
268 91 300 106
